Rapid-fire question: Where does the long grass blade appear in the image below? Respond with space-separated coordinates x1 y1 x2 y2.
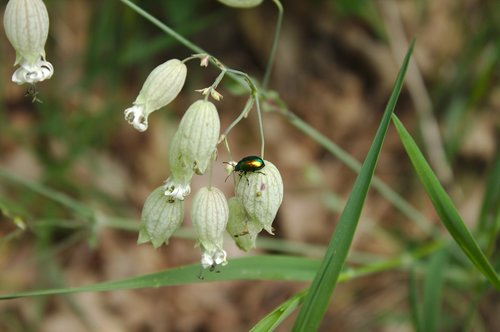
0 256 317 300
0 239 442 301
477 151 500 255
250 290 307 332
408 268 422 332
422 250 447 332
292 40 415 331
391 114 500 289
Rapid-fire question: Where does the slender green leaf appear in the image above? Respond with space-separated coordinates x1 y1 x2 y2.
477 151 500 255
250 290 307 332
409 268 422 332
0 239 443 301
392 114 500 290
292 40 416 331
422 250 447 332
0 256 317 300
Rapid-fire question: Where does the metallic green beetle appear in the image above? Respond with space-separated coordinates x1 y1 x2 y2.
234 156 265 174
224 156 265 182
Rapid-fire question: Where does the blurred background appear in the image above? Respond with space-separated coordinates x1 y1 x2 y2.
0 0 498 331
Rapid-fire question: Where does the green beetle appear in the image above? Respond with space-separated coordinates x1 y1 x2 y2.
225 156 265 182
234 155 265 174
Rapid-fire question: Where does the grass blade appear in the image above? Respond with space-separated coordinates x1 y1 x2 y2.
250 290 307 332
422 250 447 332
0 256 318 300
392 114 500 289
292 40 415 331
0 239 442 301
409 268 423 332
477 151 500 255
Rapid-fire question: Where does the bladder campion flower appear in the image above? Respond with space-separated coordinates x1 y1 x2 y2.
191 187 229 269
217 0 263 8
162 99 220 201
138 186 184 248
124 59 187 132
170 100 220 175
226 197 263 251
234 160 283 234
3 0 54 85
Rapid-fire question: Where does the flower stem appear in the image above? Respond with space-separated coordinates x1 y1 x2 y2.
254 93 265 159
262 0 283 89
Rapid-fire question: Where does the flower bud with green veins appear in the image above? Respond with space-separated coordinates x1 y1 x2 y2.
4 0 54 84
163 134 195 202
191 187 229 269
226 197 263 251
138 186 184 248
235 160 283 234
170 100 220 175
124 59 187 132
217 0 263 8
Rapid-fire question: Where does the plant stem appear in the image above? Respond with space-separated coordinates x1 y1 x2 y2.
262 0 284 89
254 93 266 158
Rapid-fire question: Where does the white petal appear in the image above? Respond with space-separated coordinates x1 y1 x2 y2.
124 104 148 132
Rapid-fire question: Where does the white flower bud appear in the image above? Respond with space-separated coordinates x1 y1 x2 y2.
170 100 220 175
138 186 184 248
4 0 54 84
201 248 227 270
218 0 263 8
163 175 191 201
226 197 263 251
191 187 229 269
235 160 283 234
124 59 187 132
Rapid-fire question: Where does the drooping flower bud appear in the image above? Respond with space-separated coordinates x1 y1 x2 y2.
3 0 54 84
191 186 229 269
138 186 184 248
170 100 220 175
235 160 283 234
226 197 263 251
124 59 187 132
217 0 263 8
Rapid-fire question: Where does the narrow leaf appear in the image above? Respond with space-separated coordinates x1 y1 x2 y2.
392 114 500 289
292 40 416 331
0 256 318 300
422 250 447 332
250 290 307 332
408 268 422 332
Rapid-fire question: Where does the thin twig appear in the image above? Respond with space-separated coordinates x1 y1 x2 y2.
262 0 284 89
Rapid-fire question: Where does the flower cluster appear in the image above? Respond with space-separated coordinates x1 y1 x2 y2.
129 54 283 270
3 0 54 85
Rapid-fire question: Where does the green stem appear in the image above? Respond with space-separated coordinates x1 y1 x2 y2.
120 0 204 54
254 93 266 158
262 0 283 89
120 0 248 88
